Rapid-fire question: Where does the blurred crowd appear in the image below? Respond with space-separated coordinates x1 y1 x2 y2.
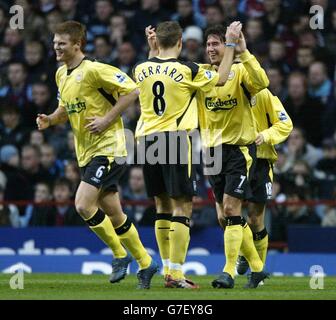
0 0 335 240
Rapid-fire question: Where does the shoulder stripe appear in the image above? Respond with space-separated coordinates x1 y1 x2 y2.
98 88 117 106
176 91 197 127
266 113 272 128
179 61 199 81
240 82 252 107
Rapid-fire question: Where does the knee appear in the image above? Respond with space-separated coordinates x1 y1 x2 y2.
248 214 263 229
223 203 236 216
155 196 172 213
174 200 192 217
75 201 94 218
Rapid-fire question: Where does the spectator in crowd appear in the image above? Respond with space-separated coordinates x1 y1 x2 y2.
112 41 137 76
24 41 49 84
219 0 247 25
286 127 323 168
244 17 268 60
260 0 288 40
315 138 336 199
0 144 30 205
39 0 57 14
270 186 321 241
21 181 52 227
58 130 76 161
308 61 333 105
325 9 336 57
180 26 205 63
123 165 148 224
205 4 225 27
51 177 84 226
281 159 316 198
31 82 56 116
15 0 45 41
0 61 32 110
93 35 113 64
0 105 27 148
40 143 65 180
321 207 336 227
265 65 287 102
294 46 315 75
0 4 8 43
3 27 24 60
273 145 292 175
64 160 80 198
86 0 115 51
21 144 52 198
29 130 46 148
58 0 85 22
264 39 291 75
132 0 171 52
298 29 333 73
171 0 206 29
0 185 20 227
285 72 325 146
108 13 131 53
0 45 11 87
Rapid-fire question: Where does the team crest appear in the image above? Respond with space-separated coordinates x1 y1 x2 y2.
76 71 83 82
205 70 213 79
278 111 288 121
228 70 235 80
251 95 257 106
116 73 126 83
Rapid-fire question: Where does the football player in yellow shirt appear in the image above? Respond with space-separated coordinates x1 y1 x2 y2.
137 21 242 288
236 88 293 275
36 21 157 289
197 25 270 288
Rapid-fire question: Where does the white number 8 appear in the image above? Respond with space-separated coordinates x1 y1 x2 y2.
95 166 105 178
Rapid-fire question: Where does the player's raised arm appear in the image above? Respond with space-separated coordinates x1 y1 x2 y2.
85 88 139 134
256 90 293 146
36 106 68 130
236 32 269 94
145 25 159 59
216 21 241 86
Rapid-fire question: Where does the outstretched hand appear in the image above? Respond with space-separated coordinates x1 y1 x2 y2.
255 133 265 146
225 21 242 44
85 116 112 134
235 32 247 54
145 25 158 51
36 114 50 130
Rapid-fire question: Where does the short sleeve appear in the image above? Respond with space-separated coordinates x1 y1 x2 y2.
91 62 137 96
185 63 219 92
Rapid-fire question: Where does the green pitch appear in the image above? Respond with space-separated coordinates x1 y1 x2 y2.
0 274 335 300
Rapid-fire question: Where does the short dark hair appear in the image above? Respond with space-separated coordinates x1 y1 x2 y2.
53 177 72 191
204 24 226 43
156 21 182 49
55 20 87 50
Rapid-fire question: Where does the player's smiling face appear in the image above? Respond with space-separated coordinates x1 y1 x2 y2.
53 33 78 63
206 34 225 65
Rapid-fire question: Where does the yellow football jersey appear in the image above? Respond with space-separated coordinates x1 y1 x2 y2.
56 58 137 167
252 88 293 162
197 50 269 147
134 57 219 137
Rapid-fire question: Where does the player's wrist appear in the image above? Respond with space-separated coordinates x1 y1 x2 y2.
46 115 51 127
225 42 237 48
